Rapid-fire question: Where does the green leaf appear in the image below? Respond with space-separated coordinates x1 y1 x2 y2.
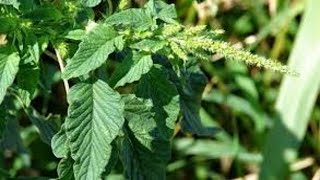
130 39 166 53
136 65 180 139
0 0 19 8
121 94 173 179
25 108 57 145
58 155 75 180
0 0 17 4
0 46 20 104
105 9 154 31
52 124 69 158
110 51 153 88
122 65 180 179
65 29 86 41
144 0 177 23
113 36 125 51
175 63 217 136
17 63 39 106
63 24 118 79
17 36 46 106
52 125 74 180
80 0 101 7
65 79 124 180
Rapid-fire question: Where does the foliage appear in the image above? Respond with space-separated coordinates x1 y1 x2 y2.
0 0 308 179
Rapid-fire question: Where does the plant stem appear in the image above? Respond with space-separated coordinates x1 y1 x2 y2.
54 49 70 95
44 50 57 61
107 0 113 15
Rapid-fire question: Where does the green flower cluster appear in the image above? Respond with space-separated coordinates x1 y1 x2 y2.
162 24 298 76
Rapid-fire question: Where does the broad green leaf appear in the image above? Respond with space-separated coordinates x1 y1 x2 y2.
80 0 101 7
63 24 118 79
52 125 74 180
105 9 154 31
144 0 177 23
136 65 180 139
58 155 75 180
65 79 124 180
65 29 86 41
0 0 16 4
17 63 39 106
21 34 48 64
110 51 153 88
260 0 320 178
121 94 173 180
52 124 69 158
0 46 20 104
174 63 217 136
130 39 166 53
0 0 19 8
17 36 46 106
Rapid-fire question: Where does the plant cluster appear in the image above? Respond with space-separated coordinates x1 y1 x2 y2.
0 0 296 179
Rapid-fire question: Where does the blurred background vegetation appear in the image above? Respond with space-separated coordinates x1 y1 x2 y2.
1 0 319 179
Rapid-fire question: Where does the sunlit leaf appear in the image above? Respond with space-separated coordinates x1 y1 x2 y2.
65 79 124 180
63 24 118 79
110 51 153 88
121 93 175 179
0 46 20 104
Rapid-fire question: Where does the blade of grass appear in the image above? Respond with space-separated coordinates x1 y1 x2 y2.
260 0 320 179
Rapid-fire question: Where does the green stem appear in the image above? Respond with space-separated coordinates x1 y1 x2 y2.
107 0 113 15
54 48 69 95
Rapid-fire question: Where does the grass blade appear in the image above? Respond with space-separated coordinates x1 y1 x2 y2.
260 0 320 179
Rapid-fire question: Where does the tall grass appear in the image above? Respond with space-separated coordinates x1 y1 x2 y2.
260 0 320 179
